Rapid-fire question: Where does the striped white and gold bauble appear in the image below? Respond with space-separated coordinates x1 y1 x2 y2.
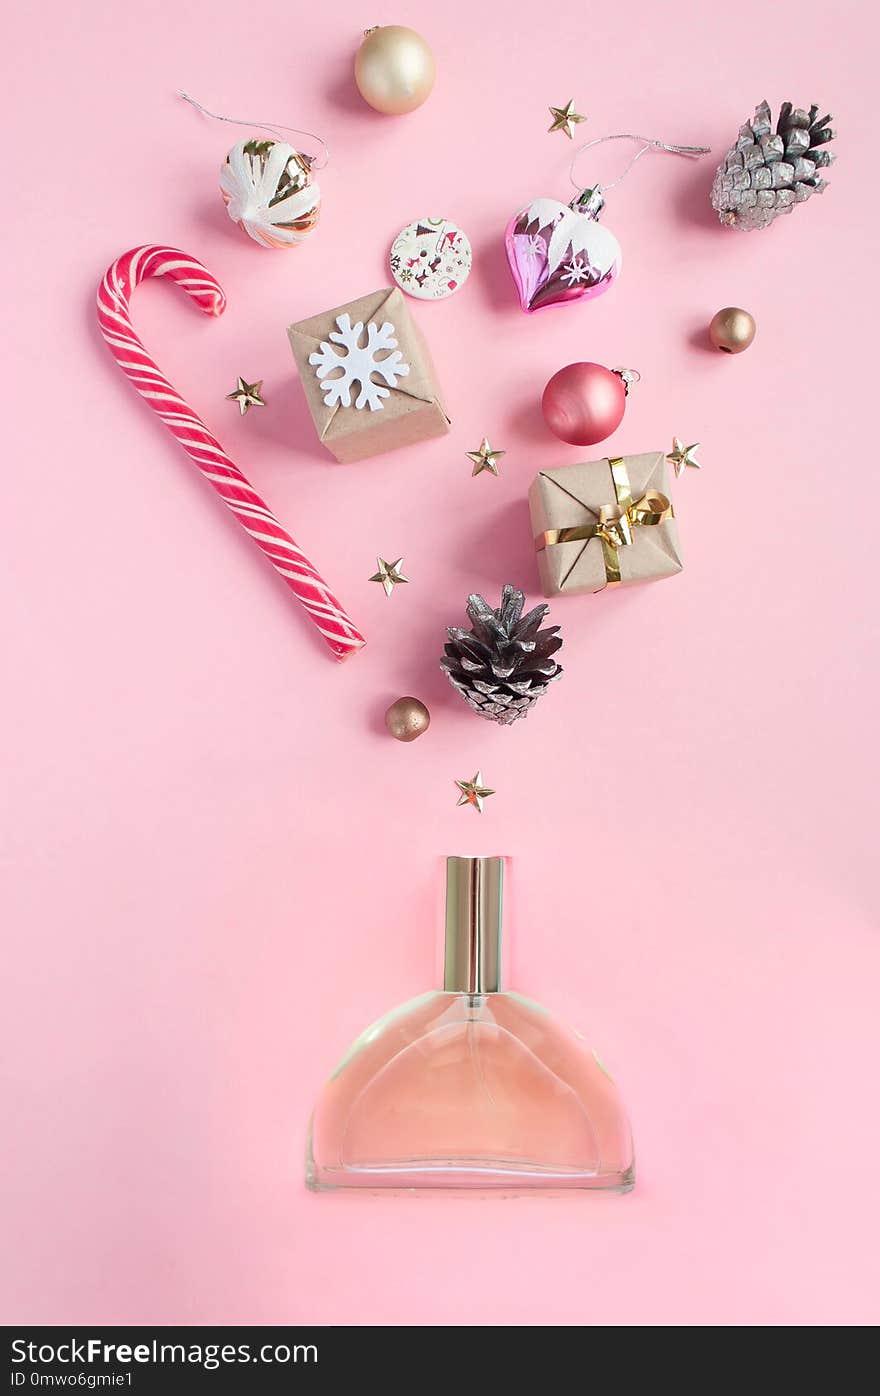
219 138 321 250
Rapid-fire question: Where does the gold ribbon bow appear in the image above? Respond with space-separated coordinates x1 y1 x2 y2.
535 457 673 588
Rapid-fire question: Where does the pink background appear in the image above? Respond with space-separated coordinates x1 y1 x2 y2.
3 0 878 1328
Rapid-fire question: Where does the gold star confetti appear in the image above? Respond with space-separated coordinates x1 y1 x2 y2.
666 437 701 478
548 100 586 139
466 437 506 478
226 377 265 415
455 770 495 814
369 557 409 597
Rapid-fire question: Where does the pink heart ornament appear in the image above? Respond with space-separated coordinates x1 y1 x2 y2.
505 195 622 313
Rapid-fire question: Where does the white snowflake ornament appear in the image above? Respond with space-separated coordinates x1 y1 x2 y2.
308 314 410 412
561 257 594 286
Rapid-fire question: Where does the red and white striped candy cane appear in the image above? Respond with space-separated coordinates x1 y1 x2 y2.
97 245 365 661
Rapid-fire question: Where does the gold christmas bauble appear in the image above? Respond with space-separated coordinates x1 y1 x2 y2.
385 696 431 741
709 306 756 353
354 25 435 115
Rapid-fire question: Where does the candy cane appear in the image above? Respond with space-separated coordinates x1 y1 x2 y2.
97 245 365 660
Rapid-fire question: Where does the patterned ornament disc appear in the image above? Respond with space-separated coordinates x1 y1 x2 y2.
389 218 472 300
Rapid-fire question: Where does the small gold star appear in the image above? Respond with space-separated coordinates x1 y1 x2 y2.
369 557 409 597
455 771 495 814
666 437 701 478
466 437 506 478
226 377 265 415
548 100 586 139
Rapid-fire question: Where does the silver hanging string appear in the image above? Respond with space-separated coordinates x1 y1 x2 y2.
177 92 330 170
569 133 710 194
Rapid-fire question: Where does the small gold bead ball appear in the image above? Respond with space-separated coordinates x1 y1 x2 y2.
354 25 435 115
709 306 756 354
384 696 431 742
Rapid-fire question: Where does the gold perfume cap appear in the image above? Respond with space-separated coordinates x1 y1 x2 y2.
444 856 504 994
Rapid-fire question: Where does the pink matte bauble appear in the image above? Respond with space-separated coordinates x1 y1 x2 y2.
541 362 626 446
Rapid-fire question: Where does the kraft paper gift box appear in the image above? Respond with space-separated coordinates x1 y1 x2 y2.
287 288 451 463
528 451 683 597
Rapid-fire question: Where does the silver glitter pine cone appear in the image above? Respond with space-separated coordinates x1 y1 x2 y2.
711 100 836 231
440 584 563 726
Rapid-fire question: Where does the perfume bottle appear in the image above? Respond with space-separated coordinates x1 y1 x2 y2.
306 857 635 1191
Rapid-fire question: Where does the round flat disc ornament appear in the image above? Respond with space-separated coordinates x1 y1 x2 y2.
389 218 472 300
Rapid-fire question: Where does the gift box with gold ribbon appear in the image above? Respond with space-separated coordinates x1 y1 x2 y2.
528 452 683 597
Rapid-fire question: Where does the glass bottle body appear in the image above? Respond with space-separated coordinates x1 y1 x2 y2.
307 989 634 1192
